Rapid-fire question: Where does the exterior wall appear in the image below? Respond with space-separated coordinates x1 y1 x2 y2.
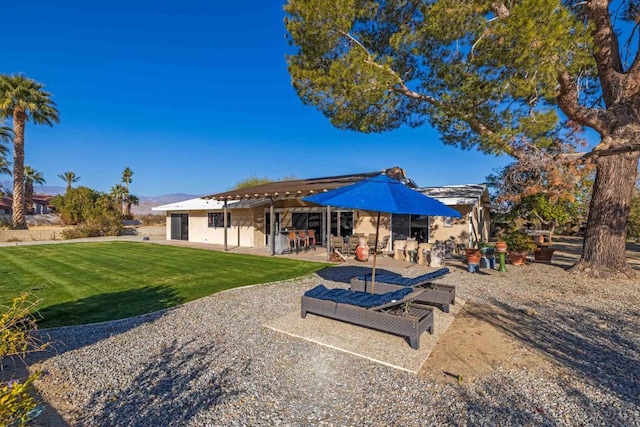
428 202 491 246
164 210 255 247
354 211 391 241
164 200 486 250
164 214 171 239
429 205 472 244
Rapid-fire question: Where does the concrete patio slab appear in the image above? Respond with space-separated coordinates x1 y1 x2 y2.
264 298 465 373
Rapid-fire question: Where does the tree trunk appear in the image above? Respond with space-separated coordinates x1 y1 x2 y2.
25 182 34 215
571 153 639 277
11 111 27 229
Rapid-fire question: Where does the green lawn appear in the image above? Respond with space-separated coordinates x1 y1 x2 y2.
0 242 329 328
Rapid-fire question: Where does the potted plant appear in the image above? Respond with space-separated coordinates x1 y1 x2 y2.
464 244 481 264
504 230 537 265
534 245 556 263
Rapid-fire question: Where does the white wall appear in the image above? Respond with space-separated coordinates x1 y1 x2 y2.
165 210 254 247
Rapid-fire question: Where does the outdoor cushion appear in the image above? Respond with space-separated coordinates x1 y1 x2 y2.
355 268 450 287
304 285 413 308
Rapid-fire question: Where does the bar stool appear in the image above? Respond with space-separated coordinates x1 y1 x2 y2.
298 230 309 251
288 231 299 253
307 229 316 249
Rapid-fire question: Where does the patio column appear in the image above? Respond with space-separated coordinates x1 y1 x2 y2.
326 205 331 261
223 200 228 251
269 199 275 256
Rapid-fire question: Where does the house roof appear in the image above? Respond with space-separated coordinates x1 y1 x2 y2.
151 198 238 212
203 167 414 201
0 195 53 208
417 184 490 206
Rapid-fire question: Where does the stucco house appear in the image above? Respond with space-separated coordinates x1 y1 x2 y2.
0 195 53 216
152 167 492 253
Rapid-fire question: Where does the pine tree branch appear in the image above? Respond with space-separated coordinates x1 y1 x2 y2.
586 0 624 104
557 71 610 137
340 29 496 137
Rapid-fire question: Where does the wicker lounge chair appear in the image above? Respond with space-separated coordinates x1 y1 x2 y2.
301 285 434 350
349 268 455 313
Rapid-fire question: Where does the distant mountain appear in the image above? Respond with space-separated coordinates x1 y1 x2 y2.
1 181 198 216
1 181 66 196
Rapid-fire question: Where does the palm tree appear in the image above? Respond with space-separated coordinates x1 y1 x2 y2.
24 166 45 215
58 171 80 192
109 184 128 216
121 167 134 191
0 124 11 155
0 157 10 176
125 194 139 218
0 74 59 229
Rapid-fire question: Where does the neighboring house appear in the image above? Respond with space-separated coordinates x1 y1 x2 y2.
152 167 492 252
0 195 53 215
417 184 491 247
32 195 53 214
0 197 11 215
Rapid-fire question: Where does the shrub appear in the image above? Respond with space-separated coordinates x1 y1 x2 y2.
51 186 124 239
504 230 537 253
1 294 48 426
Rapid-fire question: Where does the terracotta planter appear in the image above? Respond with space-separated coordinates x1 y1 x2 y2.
466 254 481 264
508 251 528 265
465 248 481 257
534 247 555 263
495 241 507 252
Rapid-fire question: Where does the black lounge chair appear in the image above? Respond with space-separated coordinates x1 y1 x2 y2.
349 268 455 313
301 285 434 350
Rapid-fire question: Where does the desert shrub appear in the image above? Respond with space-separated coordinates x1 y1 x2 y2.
51 186 123 238
1 294 48 426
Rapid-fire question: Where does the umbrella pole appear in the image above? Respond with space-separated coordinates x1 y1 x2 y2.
370 211 381 294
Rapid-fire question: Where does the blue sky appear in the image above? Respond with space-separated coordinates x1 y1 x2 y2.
3 1 512 197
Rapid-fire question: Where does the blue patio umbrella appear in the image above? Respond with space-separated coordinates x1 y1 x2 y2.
303 174 462 292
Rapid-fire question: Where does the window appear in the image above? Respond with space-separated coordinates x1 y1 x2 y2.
208 212 231 228
444 216 454 227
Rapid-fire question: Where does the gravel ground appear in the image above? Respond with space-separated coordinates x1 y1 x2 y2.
28 256 640 426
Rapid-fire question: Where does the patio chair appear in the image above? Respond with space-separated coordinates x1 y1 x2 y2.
347 235 360 255
367 233 377 250
376 235 390 254
330 235 346 253
349 268 455 313
307 229 317 249
301 285 434 350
